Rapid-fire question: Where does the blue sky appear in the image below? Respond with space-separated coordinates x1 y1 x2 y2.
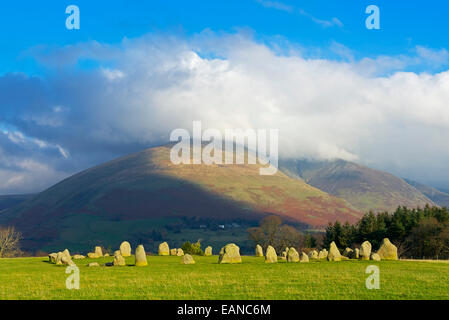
1 1 449 194
1 1 448 74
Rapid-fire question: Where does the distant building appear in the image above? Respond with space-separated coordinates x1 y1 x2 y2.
218 225 225 229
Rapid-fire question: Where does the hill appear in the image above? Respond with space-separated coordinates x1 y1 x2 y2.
404 179 449 208
0 194 34 211
0 145 361 252
281 159 434 213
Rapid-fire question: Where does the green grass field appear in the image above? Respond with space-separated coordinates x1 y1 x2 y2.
1 256 448 300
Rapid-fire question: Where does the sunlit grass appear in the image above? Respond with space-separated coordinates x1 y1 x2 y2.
1 256 449 300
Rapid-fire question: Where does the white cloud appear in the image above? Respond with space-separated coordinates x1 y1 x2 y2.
2 32 449 193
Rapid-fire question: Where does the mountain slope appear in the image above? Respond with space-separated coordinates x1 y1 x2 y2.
1 145 362 251
0 194 34 211
404 179 449 207
281 159 434 213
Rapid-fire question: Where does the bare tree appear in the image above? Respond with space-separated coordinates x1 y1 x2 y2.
0 226 22 258
247 215 304 253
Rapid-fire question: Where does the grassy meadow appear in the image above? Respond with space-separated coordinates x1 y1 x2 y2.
1 255 449 300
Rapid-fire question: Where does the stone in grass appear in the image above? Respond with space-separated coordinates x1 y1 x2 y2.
255 244 264 257
120 241 132 257
318 249 328 260
327 242 342 262
113 251 126 266
218 243 242 264
181 254 195 265
56 249 75 266
158 242 170 256
95 246 103 257
371 253 381 261
300 252 309 263
280 250 288 261
287 248 300 263
353 248 360 259
135 245 148 266
205 246 212 256
176 248 184 256
265 245 277 263
376 238 398 260
87 246 103 258
88 262 100 267
72 254 85 260
360 241 372 260
49 253 57 263
170 248 177 256
308 250 319 259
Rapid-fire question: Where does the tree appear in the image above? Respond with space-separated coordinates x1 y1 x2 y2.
304 233 317 248
406 218 449 259
247 215 303 252
0 226 22 258
181 240 204 256
259 215 282 246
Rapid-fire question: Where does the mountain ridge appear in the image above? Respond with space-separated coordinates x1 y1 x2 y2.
280 158 435 213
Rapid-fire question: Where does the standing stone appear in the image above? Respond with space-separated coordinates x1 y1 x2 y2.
113 251 126 266
158 242 170 256
360 241 372 260
135 245 148 266
300 252 309 263
353 248 360 259
287 248 300 263
177 248 184 256
88 262 100 267
218 243 242 264
280 250 288 261
318 249 328 260
308 250 319 259
371 253 381 261
205 246 212 256
170 248 177 256
343 248 353 258
55 252 64 265
255 244 264 257
95 246 103 257
328 242 342 262
120 241 132 257
265 245 277 263
56 250 75 266
181 254 195 265
49 253 57 263
377 238 398 260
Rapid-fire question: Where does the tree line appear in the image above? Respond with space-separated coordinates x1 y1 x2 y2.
324 205 449 259
247 205 449 259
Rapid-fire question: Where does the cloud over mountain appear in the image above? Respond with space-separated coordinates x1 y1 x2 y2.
1 32 449 193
